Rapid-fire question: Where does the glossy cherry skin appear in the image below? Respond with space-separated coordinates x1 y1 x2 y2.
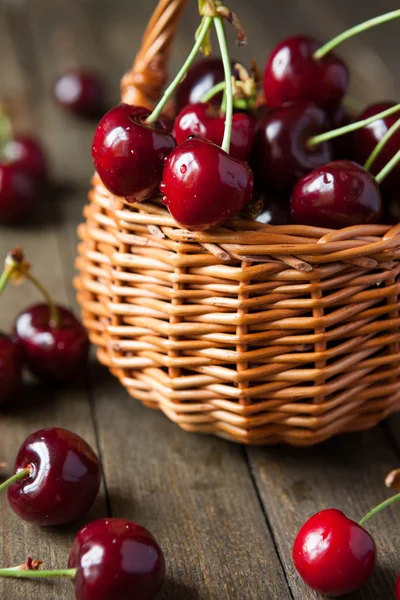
251 102 333 192
161 137 254 231
0 333 22 405
352 102 400 191
8 427 101 526
54 70 106 119
93 103 176 200
176 58 227 112
291 160 381 228
293 509 376 596
264 35 348 111
2 136 47 182
68 518 166 600
13 303 90 382
0 163 41 224
173 102 256 161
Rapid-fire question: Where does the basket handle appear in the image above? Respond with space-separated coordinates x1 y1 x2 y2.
121 0 189 109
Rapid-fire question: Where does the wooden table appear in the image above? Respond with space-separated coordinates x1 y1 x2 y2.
0 0 400 598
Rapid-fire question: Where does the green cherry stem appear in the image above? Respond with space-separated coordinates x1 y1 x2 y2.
359 490 400 526
375 149 400 185
308 103 400 148
214 16 233 153
200 81 226 103
0 568 76 579
0 113 13 157
0 269 12 296
23 271 60 328
145 16 213 125
364 117 400 170
0 467 32 494
314 9 400 60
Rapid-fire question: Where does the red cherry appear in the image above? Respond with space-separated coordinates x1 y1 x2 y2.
396 573 400 599
0 162 41 224
13 303 89 382
291 160 381 228
161 137 254 231
54 70 106 119
264 35 348 111
255 193 291 225
329 104 353 159
0 333 22 405
352 101 400 190
176 57 229 112
7 427 101 526
251 102 333 192
173 102 256 161
293 509 376 596
68 518 165 600
2 136 47 182
92 104 176 199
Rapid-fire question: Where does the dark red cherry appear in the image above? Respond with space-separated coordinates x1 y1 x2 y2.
0 162 41 224
13 303 89 382
251 102 333 192
173 102 256 161
54 70 106 119
7 427 101 526
0 333 22 405
329 104 353 159
68 518 165 600
255 193 291 225
396 572 400 599
2 136 47 182
264 35 348 111
176 57 229 111
92 104 176 199
293 509 376 596
291 160 381 228
352 102 400 190
161 137 254 231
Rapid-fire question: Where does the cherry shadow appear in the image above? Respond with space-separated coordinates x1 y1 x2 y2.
161 578 203 600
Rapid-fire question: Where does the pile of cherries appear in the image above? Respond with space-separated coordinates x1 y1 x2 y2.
0 426 165 599
92 7 400 232
0 248 89 406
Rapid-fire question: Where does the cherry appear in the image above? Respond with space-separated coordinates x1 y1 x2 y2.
0 162 41 224
68 518 165 600
255 193 291 225
161 137 254 230
397 573 400 599
329 104 353 159
92 103 175 200
176 57 229 111
6 427 101 526
173 102 255 161
293 509 376 596
352 101 400 190
264 35 348 111
2 136 47 183
54 70 106 119
13 303 90 382
251 101 333 192
0 333 22 405
291 160 381 228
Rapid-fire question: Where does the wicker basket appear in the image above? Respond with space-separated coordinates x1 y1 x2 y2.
75 0 400 446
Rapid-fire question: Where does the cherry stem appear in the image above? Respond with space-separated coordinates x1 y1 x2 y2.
200 81 226 103
0 467 32 494
314 9 400 60
145 16 213 125
359 490 400 526
214 16 233 153
364 118 400 171
0 269 12 296
375 149 400 185
0 113 13 157
0 568 76 579
308 103 400 148
23 271 61 328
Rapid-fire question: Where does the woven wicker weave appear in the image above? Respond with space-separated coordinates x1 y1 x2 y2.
75 0 400 446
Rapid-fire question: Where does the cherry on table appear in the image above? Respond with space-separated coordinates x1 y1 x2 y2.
2 136 48 183
0 162 41 224
13 303 90 382
293 508 376 596
92 103 176 200
6 427 101 526
264 35 348 111
291 160 381 228
173 101 256 161
69 518 165 600
176 57 230 111
161 137 254 231
54 70 106 119
251 101 333 192
0 333 22 406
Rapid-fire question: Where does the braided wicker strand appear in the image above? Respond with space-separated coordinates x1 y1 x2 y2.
76 0 400 445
